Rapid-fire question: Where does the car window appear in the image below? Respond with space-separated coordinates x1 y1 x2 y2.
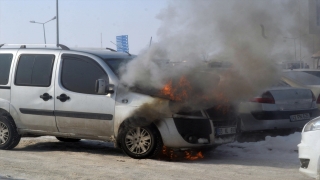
61 54 109 94
15 54 55 87
0 54 13 85
283 71 320 85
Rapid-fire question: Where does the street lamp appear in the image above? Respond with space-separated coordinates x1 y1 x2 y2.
30 16 56 46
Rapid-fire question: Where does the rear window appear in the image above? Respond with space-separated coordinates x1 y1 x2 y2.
283 71 320 85
0 54 13 85
272 80 291 87
303 71 320 78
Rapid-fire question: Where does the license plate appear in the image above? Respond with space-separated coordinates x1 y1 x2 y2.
290 113 310 122
215 127 236 135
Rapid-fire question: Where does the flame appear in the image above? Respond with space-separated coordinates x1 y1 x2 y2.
162 146 178 160
160 76 192 101
184 151 204 160
161 146 204 161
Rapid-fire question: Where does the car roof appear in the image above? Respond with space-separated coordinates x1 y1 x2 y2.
70 48 135 60
0 48 136 59
0 44 135 60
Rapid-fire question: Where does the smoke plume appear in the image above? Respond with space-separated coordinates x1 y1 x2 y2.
119 0 313 124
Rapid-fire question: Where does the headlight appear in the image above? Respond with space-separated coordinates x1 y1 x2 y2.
304 117 320 132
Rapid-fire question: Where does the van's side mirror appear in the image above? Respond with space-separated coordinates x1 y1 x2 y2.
95 79 115 95
106 84 115 94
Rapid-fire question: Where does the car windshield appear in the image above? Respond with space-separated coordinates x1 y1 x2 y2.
283 71 320 85
102 58 132 77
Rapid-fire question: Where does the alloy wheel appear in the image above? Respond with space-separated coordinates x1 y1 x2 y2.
124 127 152 155
0 122 9 145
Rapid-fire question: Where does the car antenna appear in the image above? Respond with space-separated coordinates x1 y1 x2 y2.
124 51 131 56
106 47 117 52
109 41 131 56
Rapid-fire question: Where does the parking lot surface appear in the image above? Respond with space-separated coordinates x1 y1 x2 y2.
0 136 312 180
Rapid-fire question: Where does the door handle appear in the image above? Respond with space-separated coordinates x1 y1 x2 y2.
40 93 52 101
56 94 70 102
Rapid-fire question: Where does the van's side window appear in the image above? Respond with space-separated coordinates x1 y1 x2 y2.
15 54 55 87
61 54 108 94
0 54 13 85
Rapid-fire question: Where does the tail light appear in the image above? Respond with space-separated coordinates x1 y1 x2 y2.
250 91 275 104
317 94 320 104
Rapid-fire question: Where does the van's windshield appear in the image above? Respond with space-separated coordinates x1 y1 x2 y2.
102 58 132 77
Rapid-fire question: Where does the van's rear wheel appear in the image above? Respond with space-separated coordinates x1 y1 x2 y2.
0 115 21 150
56 137 81 142
120 126 162 159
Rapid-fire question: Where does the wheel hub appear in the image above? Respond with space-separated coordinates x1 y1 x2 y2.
0 122 9 145
125 127 152 155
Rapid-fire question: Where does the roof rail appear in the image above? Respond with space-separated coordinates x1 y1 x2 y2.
0 44 70 50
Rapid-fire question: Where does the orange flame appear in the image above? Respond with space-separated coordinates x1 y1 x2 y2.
160 76 192 101
161 146 204 161
184 151 204 160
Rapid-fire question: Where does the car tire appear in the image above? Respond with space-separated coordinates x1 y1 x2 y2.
0 114 21 150
56 137 81 142
120 126 163 159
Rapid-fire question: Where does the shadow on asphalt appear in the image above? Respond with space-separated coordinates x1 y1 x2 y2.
13 139 124 157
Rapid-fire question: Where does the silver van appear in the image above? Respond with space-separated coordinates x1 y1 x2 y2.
0 44 236 159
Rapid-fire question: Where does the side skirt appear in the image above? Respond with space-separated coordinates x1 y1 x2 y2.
17 129 113 142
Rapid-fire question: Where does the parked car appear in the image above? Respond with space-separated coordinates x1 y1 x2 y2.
0 44 236 159
298 116 320 179
237 81 319 136
282 69 320 109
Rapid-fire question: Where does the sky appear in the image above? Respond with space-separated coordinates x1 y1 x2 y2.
0 0 168 54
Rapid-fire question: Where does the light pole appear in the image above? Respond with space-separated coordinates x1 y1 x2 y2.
30 16 56 46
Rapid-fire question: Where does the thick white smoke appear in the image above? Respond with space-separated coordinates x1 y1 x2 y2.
119 0 313 123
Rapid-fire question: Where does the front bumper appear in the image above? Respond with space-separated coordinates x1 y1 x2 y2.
239 109 319 132
155 118 235 148
298 130 320 179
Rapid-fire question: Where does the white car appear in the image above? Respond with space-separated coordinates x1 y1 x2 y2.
298 116 320 179
283 69 320 109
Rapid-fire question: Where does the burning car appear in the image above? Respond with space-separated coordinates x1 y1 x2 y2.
0 45 236 159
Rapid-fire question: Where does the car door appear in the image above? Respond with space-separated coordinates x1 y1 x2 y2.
54 52 115 137
10 50 59 132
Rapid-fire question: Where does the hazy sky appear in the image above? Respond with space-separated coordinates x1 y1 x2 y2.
0 0 168 54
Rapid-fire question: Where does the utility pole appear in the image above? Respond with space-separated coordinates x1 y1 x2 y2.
298 1 302 68
56 0 59 47
149 36 152 47
101 33 102 48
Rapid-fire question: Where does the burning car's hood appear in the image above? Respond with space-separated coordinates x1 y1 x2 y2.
115 85 170 107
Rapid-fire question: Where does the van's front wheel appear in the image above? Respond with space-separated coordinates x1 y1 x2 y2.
120 126 162 159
